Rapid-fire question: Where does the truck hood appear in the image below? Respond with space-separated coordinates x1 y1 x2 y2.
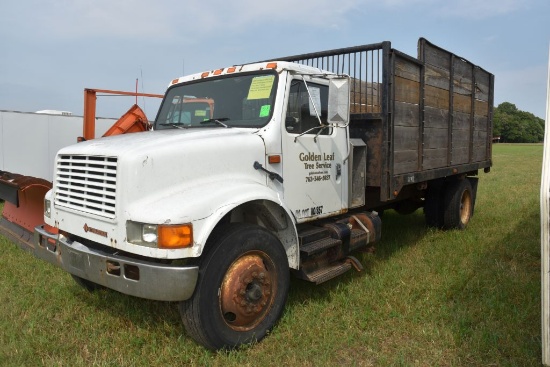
59 128 259 157
54 128 268 221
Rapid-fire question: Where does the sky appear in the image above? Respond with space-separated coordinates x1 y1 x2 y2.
0 0 548 120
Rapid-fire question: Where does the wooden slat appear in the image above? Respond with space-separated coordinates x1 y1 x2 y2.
453 111 471 130
474 68 490 101
394 150 418 175
452 128 470 146
424 127 448 149
474 115 488 132
451 147 469 165
424 85 449 110
395 57 421 82
423 148 448 170
452 58 473 95
453 93 472 114
394 101 420 127
421 43 451 70
425 64 450 90
475 99 489 117
394 126 419 151
424 106 449 129
472 148 488 162
473 130 488 146
395 76 420 104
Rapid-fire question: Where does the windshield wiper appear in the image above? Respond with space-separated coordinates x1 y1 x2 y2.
200 118 231 128
158 122 188 129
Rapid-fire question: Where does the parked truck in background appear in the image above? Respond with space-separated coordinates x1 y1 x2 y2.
28 38 493 350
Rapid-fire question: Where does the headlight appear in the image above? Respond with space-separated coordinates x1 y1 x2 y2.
44 199 51 218
127 221 193 249
142 224 158 243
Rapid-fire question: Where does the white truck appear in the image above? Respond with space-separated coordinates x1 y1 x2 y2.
32 38 493 350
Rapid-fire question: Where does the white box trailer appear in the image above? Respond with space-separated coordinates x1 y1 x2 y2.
0 110 116 182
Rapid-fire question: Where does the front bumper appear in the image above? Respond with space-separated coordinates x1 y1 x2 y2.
33 226 199 302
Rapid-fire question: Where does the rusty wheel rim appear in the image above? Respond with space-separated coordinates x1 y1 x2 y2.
219 250 276 331
460 189 472 225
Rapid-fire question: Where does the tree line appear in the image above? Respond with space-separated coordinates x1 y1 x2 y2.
493 102 545 143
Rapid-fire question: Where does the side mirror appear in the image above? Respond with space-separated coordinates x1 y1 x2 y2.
327 77 350 125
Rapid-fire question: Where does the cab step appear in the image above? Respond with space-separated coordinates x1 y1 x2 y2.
298 226 331 245
300 237 342 257
298 261 352 285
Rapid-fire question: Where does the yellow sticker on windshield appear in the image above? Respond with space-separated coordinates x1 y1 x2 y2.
247 75 275 100
195 110 206 117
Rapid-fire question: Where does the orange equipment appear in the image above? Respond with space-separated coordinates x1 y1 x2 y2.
0 88 163 250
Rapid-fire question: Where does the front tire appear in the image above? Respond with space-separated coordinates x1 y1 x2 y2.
179 223 289 350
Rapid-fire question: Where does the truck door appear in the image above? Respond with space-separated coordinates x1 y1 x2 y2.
282 76 348 222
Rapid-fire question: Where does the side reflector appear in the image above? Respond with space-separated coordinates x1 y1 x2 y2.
266 62 278 69
158 224 193 249
268 155 281 164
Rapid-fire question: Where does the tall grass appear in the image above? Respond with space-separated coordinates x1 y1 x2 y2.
0 144 542 366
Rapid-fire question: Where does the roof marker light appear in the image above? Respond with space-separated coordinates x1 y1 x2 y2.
171 79 180 85
201 72 210 78
266 62 278 69
213 68 224 75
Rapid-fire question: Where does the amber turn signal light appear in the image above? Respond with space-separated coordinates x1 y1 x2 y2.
158 224 193 249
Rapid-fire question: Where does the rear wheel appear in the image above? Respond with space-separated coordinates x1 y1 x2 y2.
179 223 289 350
443 179 473 230
424 183 444 228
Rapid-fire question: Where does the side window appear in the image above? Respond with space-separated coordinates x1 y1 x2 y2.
285 80 330 135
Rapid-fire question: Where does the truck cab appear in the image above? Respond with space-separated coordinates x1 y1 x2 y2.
36 61 374 350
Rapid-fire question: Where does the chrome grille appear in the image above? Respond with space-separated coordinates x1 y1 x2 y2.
55 155 118 219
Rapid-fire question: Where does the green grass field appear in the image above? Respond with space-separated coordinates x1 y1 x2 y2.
0 144 542 366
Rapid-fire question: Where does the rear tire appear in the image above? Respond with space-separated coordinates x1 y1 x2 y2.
424 183 444 228
443 179 473 230
179 223 289 350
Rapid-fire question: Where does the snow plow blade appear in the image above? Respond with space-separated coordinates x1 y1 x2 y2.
0 171 54 251
101 104 149 137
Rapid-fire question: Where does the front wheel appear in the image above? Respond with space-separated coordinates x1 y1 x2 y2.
179 223 289 350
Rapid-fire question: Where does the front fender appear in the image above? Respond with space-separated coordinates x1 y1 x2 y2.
126 179 299 268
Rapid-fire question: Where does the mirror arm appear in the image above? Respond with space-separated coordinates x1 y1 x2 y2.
301 76 324 127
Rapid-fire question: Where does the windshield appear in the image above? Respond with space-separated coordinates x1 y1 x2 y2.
155 71 278 129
